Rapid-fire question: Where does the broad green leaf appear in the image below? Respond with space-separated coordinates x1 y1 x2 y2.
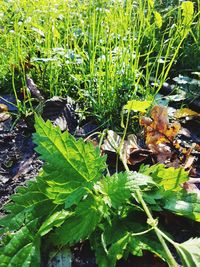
123 100 152 113
48 196 103 245
177 238 200 267
0 220 40 267
103 214 167 259
38 210 71 236
0 179 55 231
164 192 200 222
127 171 156 189
154 11 162 28
91 229 130 267
98 172 155 209
7 243 40 267
64 186 88 208
90 232 110 267
93 214 167 266
33 116 106 202
140 164 189 191
98 173 133 208
106 234 130 266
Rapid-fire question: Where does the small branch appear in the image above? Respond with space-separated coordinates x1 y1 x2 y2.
121 156 179 267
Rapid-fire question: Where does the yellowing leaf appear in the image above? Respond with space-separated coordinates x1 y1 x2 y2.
141 164 189 191
154 11 162 29
175 108 200 119
182 1 194 25
124 100 152 113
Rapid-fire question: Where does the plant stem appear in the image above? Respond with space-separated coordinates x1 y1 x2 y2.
121 159 179 267
135 189 178 267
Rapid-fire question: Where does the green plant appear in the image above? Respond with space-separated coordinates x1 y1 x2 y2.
0 0 197 125
1 116 200 266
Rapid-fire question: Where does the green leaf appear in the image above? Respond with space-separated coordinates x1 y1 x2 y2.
98 172 133 208
108 215 167 260
98 172 155 209
127 171 156 189
38 210 71 236
164 192 200 222
0 220 40 267
123 100 152 113
92 214 167 267
33 116 106 203
64 186 88 208
48 196 103 245
107 234 130 266
0 117 106 264
177 238 200 267
0 179 55 232
140 164 189 191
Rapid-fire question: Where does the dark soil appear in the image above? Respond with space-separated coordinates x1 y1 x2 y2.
0 119 42 214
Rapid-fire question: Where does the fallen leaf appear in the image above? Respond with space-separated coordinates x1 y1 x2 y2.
140 105 181 163
183 183 200 199
0 112 10 122
0 104 8 112
0 104 11 122
101 130 152 166
175 108 200 119
26 74 44 101
184 155 196 170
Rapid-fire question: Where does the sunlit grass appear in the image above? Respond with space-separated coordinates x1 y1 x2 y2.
0 0 199 126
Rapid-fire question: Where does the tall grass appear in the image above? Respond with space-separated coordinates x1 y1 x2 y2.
0 0 198 125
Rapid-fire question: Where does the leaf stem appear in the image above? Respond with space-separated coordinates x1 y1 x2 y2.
121 158 179 267
135 189 178 267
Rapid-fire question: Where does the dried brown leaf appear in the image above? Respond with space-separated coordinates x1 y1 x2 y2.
101 130 151 166
140 105 181 163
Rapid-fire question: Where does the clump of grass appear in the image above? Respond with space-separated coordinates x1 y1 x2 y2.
0 0 198 126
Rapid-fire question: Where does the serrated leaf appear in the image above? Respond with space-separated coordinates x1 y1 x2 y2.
48 196 103 246
98 173 133 208
64 186 88 208
90 230 130 267
0 179 55 231
38 210 71 236
92 214 167 266
124 100 151 113
0 220 40 267
140 164 189 191
98 172 155 209
127 171 156 188
107 234 130 266
0 117 106 265
164 192 200 222
177 238 200 267
33 116 106 202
